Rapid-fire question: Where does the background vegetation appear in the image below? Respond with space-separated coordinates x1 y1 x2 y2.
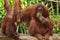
0 0 60 34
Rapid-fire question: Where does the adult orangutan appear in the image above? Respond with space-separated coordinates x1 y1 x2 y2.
19 3 49 25
1 0 21 40
28 3 53 40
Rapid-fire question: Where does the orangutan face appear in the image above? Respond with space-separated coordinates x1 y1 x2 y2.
36 6 43 18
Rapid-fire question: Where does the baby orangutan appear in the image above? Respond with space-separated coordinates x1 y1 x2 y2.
28 4 53 40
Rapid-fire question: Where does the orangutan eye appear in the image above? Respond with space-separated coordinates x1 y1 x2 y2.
38 7 43 12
